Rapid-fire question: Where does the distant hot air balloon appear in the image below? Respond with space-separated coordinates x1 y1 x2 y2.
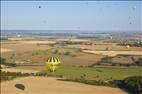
132 6 136 10
38 6 42 8
129 22 132 25
45 57 61 72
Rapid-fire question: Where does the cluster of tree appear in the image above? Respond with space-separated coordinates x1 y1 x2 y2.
119 41 142 47
59 76 117 88
98 56 113 63
64 51 71 55
135 58 142 66
51 49 77 57
0 57 17 68
121 76 142 94
35 72 63 78
88 56 113 67
63 51 77 57
0 71 32 82
64 41 82 45
55 41 82 46
64 75 142 94
1 71 60 82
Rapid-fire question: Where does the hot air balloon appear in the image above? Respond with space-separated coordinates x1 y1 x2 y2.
45 57 61 72
38 6 42 8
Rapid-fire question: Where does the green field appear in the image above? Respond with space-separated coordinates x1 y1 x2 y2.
41 66 142 80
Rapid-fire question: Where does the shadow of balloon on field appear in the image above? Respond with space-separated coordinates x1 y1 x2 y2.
15 84 25 90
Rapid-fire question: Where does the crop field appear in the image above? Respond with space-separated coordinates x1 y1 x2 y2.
40 66 142 80
1 77 127 94
1 43 51 54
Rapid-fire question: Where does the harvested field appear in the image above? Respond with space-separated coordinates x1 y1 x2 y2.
1 43 51 53
66 44 142 51
19 40 56 44
75 54 103 64
1 77 128 94
83 50 142 56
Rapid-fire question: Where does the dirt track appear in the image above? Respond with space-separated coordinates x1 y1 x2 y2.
1 77 128 94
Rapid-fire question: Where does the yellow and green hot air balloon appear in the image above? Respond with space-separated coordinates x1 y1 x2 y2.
45 57 61 72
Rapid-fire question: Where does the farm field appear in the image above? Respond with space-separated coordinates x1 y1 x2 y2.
1 42 51 54
1 38 142 94
66 43 142 51
1 77 127 94
83 50 142 56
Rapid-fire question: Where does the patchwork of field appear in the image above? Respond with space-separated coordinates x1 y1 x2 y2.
1 38 142 94
1 39 142 66
1 77 128 94
1 49 103 66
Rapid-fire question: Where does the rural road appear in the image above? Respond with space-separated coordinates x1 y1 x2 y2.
1 77 128 94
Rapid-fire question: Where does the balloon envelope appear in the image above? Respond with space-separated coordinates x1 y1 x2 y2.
45 57 61 72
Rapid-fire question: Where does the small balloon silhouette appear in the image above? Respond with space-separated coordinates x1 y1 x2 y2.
39 6 42 8
15 84 25 90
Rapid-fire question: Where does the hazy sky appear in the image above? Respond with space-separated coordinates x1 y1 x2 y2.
1 1 142 32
